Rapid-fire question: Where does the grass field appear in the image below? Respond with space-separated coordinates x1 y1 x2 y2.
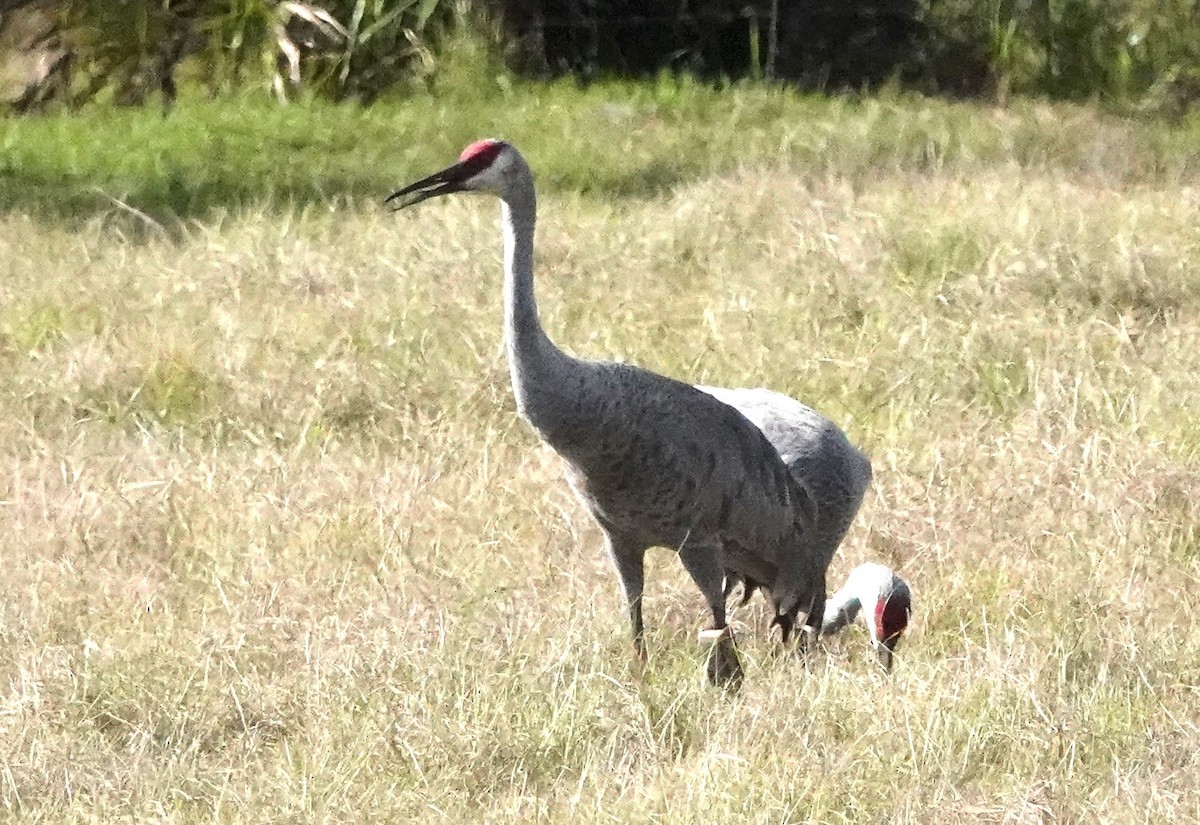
2 81 1200 822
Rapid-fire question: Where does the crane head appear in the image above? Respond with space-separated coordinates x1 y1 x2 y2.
386 139 517 209
823 562 912 671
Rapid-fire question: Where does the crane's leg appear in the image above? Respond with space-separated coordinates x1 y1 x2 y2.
771 580 826 656
605 533 647 662
799 583 827 657
679 542 743 688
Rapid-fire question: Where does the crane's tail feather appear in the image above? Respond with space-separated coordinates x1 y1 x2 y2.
771 584 827 650
723 572 764 607
770 611 796 644
739 581 761 607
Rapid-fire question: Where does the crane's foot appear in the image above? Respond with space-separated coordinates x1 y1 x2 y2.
698 626 743 689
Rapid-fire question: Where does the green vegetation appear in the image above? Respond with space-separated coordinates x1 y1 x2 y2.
3 79 1200 222
5 0 1200 109
1 83 1199 821
929 0 1200 100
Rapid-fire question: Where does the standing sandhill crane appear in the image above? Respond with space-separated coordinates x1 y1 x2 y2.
821 562 911 670
387 139 827 685
695 387 872 612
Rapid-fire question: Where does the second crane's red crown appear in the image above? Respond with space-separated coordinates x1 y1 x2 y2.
876 587 911 643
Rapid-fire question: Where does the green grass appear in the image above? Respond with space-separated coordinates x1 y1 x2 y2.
4 78 1200 223
1 81 1200 821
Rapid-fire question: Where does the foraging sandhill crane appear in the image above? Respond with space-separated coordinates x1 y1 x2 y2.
387 139 827 685
699 389 911 669
695 387 872 612
822 562 911 670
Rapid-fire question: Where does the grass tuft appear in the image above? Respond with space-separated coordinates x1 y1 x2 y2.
76 354 225 431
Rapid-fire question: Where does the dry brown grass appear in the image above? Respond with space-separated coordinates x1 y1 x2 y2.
1 98 1199 822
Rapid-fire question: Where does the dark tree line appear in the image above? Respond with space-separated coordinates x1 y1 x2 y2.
1 0 1198 111
502 0 937 91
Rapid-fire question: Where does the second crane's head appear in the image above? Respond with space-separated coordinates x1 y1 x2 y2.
828 562 913 672
867 570 912 671
386 139 527 209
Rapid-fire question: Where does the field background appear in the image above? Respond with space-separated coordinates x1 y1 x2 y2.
2 81 1200 822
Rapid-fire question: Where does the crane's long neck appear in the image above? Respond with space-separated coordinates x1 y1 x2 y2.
501 181 570 424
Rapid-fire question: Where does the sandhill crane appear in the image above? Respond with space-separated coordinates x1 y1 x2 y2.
821 562 911 670
387 139 827 685
695 387 872 612
695 389 911 670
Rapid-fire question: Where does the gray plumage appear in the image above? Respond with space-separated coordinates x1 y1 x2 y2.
695 387 872 610
388 140 829 684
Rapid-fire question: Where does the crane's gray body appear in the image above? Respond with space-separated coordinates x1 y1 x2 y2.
526 360 821 609
697 386 872 603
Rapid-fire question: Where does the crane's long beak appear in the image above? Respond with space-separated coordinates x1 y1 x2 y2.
385 162 469 210
877 633 901 672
